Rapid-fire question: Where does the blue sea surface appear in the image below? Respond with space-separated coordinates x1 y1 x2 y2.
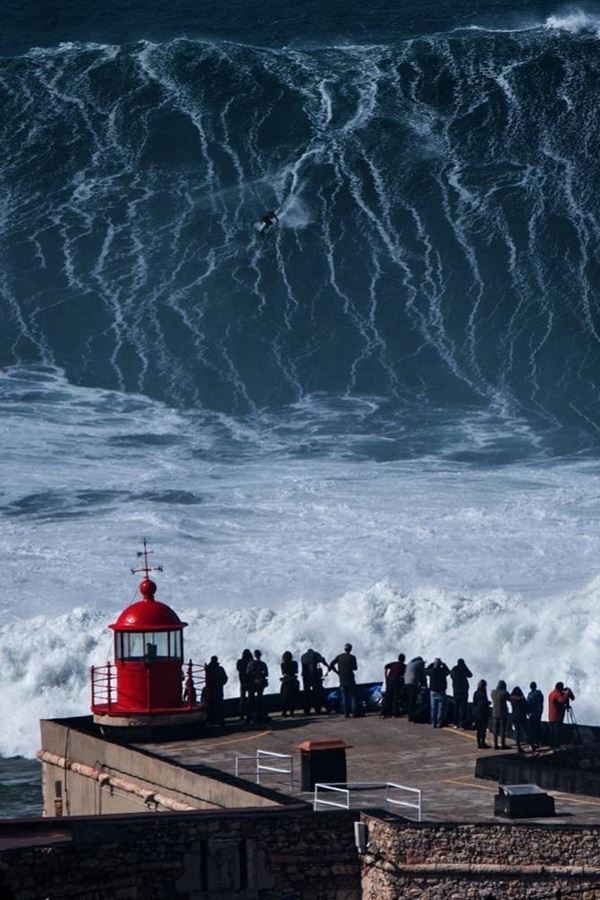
3 0 600 817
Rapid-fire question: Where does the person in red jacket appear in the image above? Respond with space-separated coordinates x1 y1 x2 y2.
548 682 575 749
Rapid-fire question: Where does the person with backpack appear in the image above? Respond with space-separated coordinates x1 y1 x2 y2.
300 648 329 714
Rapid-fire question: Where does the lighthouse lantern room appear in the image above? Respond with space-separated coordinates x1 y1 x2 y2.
91 540 205 733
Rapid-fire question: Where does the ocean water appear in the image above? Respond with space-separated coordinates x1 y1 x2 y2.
3 0 600 816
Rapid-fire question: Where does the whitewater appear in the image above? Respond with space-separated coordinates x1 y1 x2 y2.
3 364 600 757
3 1 600 781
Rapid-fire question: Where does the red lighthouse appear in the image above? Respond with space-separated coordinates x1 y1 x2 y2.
91 540 205 735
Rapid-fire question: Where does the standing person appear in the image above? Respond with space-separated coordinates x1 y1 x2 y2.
450 658 473 729
381 654 406 718
405 656 426 722
280 651 299 717
509 686 528 754
425 658 451 728
205 656 228 726
548 682 575 749
329 643 358 718
527 681 544 749
246 649 269 724
472 679 491 749
300 648 329 714
491 680 509 750
236 649 253 721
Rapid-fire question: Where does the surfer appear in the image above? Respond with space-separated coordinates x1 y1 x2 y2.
258 209 279 234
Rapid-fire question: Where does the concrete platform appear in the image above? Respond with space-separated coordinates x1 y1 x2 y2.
137 713 600 825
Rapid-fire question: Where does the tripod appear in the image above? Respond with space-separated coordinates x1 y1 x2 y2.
565 704 582 744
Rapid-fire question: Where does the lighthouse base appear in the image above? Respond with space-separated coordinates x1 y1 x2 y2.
93 709 206 742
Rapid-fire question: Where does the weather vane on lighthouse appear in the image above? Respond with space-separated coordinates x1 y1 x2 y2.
130 537 163 579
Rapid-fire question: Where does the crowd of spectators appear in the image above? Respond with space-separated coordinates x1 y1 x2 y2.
201 645 576 753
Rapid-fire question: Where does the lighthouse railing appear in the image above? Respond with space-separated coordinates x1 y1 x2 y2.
184 661 207 709
91 659 206 714
91 662 116 712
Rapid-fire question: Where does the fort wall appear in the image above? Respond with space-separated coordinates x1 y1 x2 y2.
361 813 600 899
0 806 360 900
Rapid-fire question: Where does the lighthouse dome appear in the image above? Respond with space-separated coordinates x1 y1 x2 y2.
109 578 188 632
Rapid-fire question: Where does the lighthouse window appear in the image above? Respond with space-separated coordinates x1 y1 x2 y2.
125 633 144 659
117 631 182 659
170 630 182 658
144 632 169 658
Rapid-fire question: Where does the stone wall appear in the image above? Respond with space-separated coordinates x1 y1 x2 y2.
0 806 360 900
361 813 600 899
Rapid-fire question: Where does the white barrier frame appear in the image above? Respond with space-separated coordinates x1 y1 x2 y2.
234 750 294 790
314 781 422 821
384 782 422 822
313 783 351 810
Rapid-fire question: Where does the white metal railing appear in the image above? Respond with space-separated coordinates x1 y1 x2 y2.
314 781 422 821
384 782 422 821
234 750 294 790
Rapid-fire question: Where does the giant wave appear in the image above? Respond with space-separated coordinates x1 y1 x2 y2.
1 22 600 446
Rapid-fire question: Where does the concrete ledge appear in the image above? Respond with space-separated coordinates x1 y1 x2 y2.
476 752 600 797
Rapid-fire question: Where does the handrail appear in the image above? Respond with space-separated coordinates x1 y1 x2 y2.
314 781 422 821
313 783 351 810
256 750 294 789
234 750 294 790
385 782 422 822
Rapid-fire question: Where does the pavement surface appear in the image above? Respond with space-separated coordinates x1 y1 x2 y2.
139 712 600 824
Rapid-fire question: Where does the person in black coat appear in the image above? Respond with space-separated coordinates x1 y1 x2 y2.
280 651 299 717
491 679 509 749
510 685 528 754
301 648 329 714
450 658 473 729
472 679 491 748
246 649 269 724
205 655 228 726
236 649 253 721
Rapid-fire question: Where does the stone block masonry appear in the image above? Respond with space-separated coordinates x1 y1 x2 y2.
0 806 360 900
361 813 600 899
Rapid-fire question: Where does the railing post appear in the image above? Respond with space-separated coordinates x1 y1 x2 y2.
91 666 95 708
146 661 150 712
187 660 193 709
106 661 112 711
